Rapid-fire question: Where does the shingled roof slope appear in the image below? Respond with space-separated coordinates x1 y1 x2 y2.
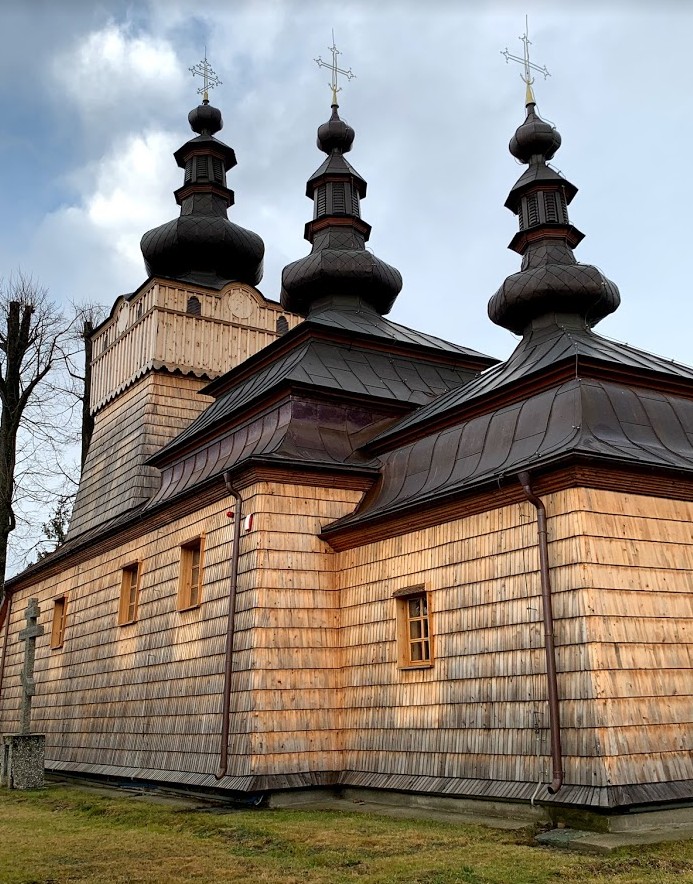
150 333 483 465
326 378 693 532
369 316 693 449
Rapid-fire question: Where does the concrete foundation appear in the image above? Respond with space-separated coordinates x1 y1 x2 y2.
1 734 45 790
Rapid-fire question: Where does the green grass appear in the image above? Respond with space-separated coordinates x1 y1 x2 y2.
2 785 693 884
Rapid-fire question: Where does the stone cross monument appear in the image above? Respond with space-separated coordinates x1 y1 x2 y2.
1 598 46 789
19 598 44 734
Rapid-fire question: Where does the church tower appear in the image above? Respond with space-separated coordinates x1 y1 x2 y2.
69 66 299 537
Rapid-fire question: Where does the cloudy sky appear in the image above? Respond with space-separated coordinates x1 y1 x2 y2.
1 0 690 366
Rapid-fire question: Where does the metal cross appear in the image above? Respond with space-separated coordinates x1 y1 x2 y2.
190 49 222 103
501 16 550 105
315 30 355 106
18 598 44 736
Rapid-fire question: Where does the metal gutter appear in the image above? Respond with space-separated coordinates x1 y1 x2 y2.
518 470 564 794
216 473 243 780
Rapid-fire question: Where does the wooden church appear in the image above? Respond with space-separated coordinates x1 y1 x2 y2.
1 62 693 813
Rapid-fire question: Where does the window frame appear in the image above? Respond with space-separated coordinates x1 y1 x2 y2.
394 586 434 670
178 535 205 611
118 561 142 626
51 596 68 650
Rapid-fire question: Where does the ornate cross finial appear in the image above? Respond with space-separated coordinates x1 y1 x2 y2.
501 16 550 106
189 49 222 103
315 30 355 106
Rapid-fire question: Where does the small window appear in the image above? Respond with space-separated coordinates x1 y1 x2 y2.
178 537 204 610
51 597 68 649
276 315 289 335
395 588 433 668
186 296 201 316
118 563 141 625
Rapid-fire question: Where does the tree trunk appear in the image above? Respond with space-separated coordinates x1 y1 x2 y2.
81 320 94 470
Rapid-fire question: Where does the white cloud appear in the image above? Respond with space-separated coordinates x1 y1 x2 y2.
54 22 185 118
29 129 179 304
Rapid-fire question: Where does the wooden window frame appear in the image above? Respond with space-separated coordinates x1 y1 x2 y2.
118 561 142 625
394 586 433 670
178 535 205 611
51 596 68 650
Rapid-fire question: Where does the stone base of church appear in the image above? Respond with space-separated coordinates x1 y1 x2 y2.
1 734 45 790
44 759 693 818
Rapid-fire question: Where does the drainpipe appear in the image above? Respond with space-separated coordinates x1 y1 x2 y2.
518 471 563 795
216 474 242 780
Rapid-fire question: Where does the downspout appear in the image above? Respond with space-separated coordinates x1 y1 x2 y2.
518 471 564 795
0 593 12 712
216 474 242 780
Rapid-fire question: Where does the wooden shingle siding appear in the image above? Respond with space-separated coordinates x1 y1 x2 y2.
2 484 692 805
91 281 301 413
69 374 212 537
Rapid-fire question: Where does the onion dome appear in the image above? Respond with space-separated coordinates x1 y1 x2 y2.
281 104 402 316
317 104 355 153
140 100 264 289
489 100 620 335
509 102 561 162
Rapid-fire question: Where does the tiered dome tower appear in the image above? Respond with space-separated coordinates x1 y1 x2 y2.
140 96 264 288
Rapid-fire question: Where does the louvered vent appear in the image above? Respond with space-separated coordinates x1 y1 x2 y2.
527 194 539 227
332 183 346 213
558 192 568 221
184 160 193 184
544 192 558 223
351 190 360 215
212 158 223 182
316 186 327 216
195 157 208 180
186 296 202 316
276 315 289 335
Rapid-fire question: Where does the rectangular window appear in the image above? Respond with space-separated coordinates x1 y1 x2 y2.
118 563 141 625
178 537 204 610
51 597 68 649
395 588 433 668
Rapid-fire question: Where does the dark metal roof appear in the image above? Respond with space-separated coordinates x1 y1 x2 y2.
147 397 383 508
304 296 495 358
330 377 693 530
370 315 693 448
152 333 481 464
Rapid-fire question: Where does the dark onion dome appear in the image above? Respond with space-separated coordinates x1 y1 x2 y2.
140 100 264 289
317 104 355 153
488 100 620 334
188 101 223 136
509 102 561 162
280 104 402 317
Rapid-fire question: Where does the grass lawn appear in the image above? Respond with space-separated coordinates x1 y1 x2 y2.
2 785 693 884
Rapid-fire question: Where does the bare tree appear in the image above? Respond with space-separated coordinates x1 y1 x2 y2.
0 273 70 601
